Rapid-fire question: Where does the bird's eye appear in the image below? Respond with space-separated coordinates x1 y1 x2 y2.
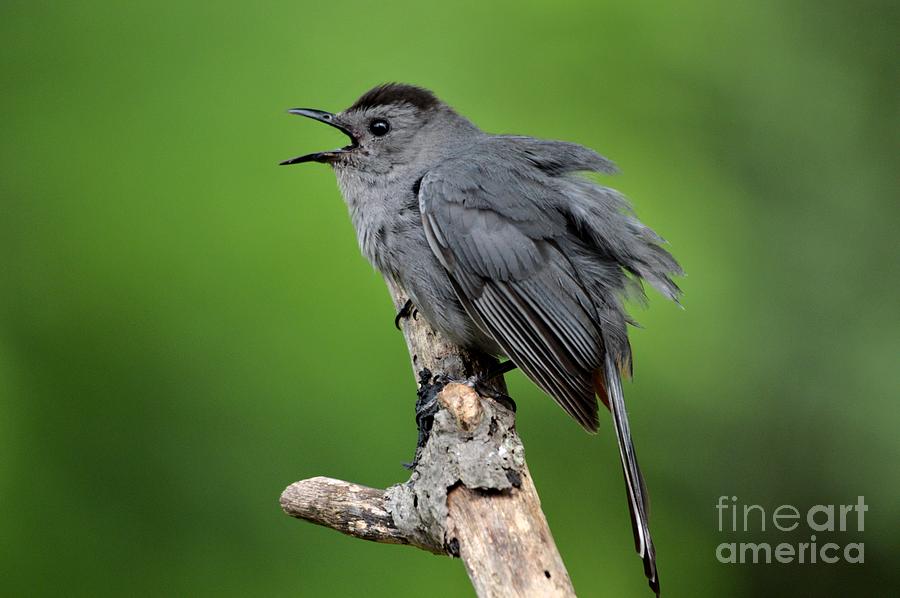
369 119 390 136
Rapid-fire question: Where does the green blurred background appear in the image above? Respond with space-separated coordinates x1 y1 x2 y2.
1 1 896 596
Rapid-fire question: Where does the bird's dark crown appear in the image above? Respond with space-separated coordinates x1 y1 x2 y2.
348 83 439 113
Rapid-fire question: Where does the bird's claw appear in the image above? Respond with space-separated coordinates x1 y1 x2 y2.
394 299 418 330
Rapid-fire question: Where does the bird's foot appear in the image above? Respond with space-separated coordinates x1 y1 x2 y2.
470 380 517 415
471 361 518 413
403 364 518 469
394 299 418 330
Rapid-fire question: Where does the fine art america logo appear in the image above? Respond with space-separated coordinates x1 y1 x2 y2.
715 496 866 564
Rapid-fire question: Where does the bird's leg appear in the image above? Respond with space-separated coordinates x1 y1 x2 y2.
485 360 518 381
394 299 418 330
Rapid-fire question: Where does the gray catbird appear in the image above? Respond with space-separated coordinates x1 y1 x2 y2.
281 83 681 595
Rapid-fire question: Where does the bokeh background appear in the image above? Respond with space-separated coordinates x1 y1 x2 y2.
1 1 896 596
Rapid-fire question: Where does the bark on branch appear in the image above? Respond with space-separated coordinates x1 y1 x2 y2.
280 279 576 597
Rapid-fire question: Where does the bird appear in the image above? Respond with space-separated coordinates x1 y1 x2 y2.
280 83 682 595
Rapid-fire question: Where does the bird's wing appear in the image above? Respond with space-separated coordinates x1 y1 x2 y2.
418 152 604 430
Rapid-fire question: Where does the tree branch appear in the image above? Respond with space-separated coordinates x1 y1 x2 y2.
280 278 576 597
280 477 425 549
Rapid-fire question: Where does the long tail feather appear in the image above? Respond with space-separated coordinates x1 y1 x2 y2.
602 353 659 596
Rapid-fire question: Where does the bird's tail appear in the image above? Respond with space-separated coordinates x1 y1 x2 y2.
596 353 659 596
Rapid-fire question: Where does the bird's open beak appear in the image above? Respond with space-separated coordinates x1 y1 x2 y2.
279 108 358 165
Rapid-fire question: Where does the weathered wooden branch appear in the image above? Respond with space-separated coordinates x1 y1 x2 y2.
280 278 576 597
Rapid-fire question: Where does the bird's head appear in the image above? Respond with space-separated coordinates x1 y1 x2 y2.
280 83 476 174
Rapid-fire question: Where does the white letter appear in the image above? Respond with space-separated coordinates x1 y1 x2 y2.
774 543 795 563
845 543 865 563
773 504 799 532
716 542 736 563
854 496 868 531
839 504 852 531
743 504 766 532
716 496 729 531
807 504 835 532
740 542 771 564
820 542 839 564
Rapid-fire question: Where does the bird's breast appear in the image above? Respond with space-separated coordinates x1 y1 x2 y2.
333 168 495 352
335 171 419 275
